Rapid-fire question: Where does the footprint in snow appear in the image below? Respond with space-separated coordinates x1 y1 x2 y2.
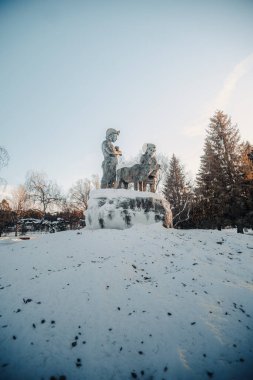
75 358 82 367
23 298 32 304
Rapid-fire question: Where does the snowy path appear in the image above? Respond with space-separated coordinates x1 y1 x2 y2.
0 225 253 379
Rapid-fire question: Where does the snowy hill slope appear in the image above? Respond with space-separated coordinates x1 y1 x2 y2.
0 225 253 380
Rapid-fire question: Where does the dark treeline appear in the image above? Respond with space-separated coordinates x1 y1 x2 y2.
0 202 85 237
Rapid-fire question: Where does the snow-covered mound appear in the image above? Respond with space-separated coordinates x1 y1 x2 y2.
86 189 172 229
0 225 253 380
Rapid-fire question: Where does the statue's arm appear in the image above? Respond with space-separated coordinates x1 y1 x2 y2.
103 141 121 157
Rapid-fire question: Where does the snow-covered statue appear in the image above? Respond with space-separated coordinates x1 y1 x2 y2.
101 128 122 188
88 141 172 229
116 143 160 192
140 143 160 192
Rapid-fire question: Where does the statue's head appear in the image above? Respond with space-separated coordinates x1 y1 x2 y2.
106 128 120 142
143 143 156 157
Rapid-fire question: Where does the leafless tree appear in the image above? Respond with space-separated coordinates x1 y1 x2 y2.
68 179 92 211
68 175 100 211
0 146 9 170
25 171 62 215
10 185 30 236
156 153 170 193
91 174 100 189
0 146 10 187
11 185 30 214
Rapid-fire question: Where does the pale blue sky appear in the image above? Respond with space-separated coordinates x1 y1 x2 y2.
1 0 253 192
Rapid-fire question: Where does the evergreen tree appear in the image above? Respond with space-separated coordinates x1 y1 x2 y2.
240 141 253 228
196 110 244 231
241 141 253 181
0 199 12 236
163 154 192 227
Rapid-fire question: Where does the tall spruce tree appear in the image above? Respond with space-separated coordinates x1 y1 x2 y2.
163 154 192 227
196 110 244 231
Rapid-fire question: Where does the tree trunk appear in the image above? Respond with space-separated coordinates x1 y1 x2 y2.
237 224 244 234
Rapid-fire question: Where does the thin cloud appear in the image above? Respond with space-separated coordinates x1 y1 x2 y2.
215 52 253 109
183 52 253 137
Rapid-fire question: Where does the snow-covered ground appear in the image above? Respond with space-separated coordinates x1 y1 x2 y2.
0 225 253 380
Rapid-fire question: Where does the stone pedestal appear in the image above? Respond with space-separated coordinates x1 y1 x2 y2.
86 189 173 230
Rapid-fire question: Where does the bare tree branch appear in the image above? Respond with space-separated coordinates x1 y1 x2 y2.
25 171 62 214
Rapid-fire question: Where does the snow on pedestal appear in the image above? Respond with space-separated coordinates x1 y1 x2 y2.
86 189 173 229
